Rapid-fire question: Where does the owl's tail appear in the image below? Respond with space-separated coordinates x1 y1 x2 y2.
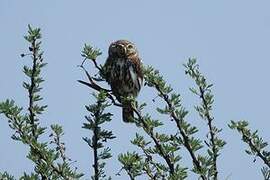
122 102 134 123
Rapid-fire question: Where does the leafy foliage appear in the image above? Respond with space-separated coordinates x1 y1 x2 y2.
82 91 115 180
0 172 15 180
229 120 270 179
81 44 102 61
0 25 83 180
184 58 226 179
79 44 227 180
1 25 270 180
118 152 144 179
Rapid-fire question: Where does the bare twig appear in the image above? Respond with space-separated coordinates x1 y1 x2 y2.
92 58 103 72
78 65 110 92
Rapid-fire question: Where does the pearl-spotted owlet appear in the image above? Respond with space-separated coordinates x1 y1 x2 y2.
103 40 143 122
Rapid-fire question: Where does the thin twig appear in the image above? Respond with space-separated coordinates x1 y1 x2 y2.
140 147 159 179
93 121 99 180
242 131 270 168
132 108 175 175
127 171 135 180
92 59 102 72
28 39 38 140
52 132 67 163
78 65 110 93
199 87 218 180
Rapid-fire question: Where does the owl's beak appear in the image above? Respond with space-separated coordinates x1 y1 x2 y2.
124 47 127 55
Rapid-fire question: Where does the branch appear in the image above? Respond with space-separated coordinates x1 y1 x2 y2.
82 90 115 180
199 86 218 179
28 38 38 139
153 84 205 179
184 58 226 179
230 121 270 168
93 123 99 180
5 114 70 179
0 25 83 180
132 108 175 175
245 136 270 168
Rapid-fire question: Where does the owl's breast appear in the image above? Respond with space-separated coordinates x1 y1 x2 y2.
108 58 141 97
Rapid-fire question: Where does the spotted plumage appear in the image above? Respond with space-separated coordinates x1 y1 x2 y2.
103 40 143 122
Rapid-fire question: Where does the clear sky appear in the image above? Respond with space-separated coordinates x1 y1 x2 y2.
1 0 270 179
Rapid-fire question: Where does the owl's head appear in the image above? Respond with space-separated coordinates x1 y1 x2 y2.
108 40 138 58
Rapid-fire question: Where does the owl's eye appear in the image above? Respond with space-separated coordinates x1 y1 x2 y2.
127 44 134 49
110 44 117 50
116 44 124 49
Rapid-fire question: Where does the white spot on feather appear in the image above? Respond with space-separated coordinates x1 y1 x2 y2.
138 77 143 89
129 66 139 89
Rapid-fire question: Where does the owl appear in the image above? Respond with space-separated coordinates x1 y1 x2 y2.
103 40 143 122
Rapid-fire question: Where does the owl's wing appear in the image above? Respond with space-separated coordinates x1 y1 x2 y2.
128 56 143 91
101 57 113 82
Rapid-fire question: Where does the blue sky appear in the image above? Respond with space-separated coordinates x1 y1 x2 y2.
1 0 270 179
